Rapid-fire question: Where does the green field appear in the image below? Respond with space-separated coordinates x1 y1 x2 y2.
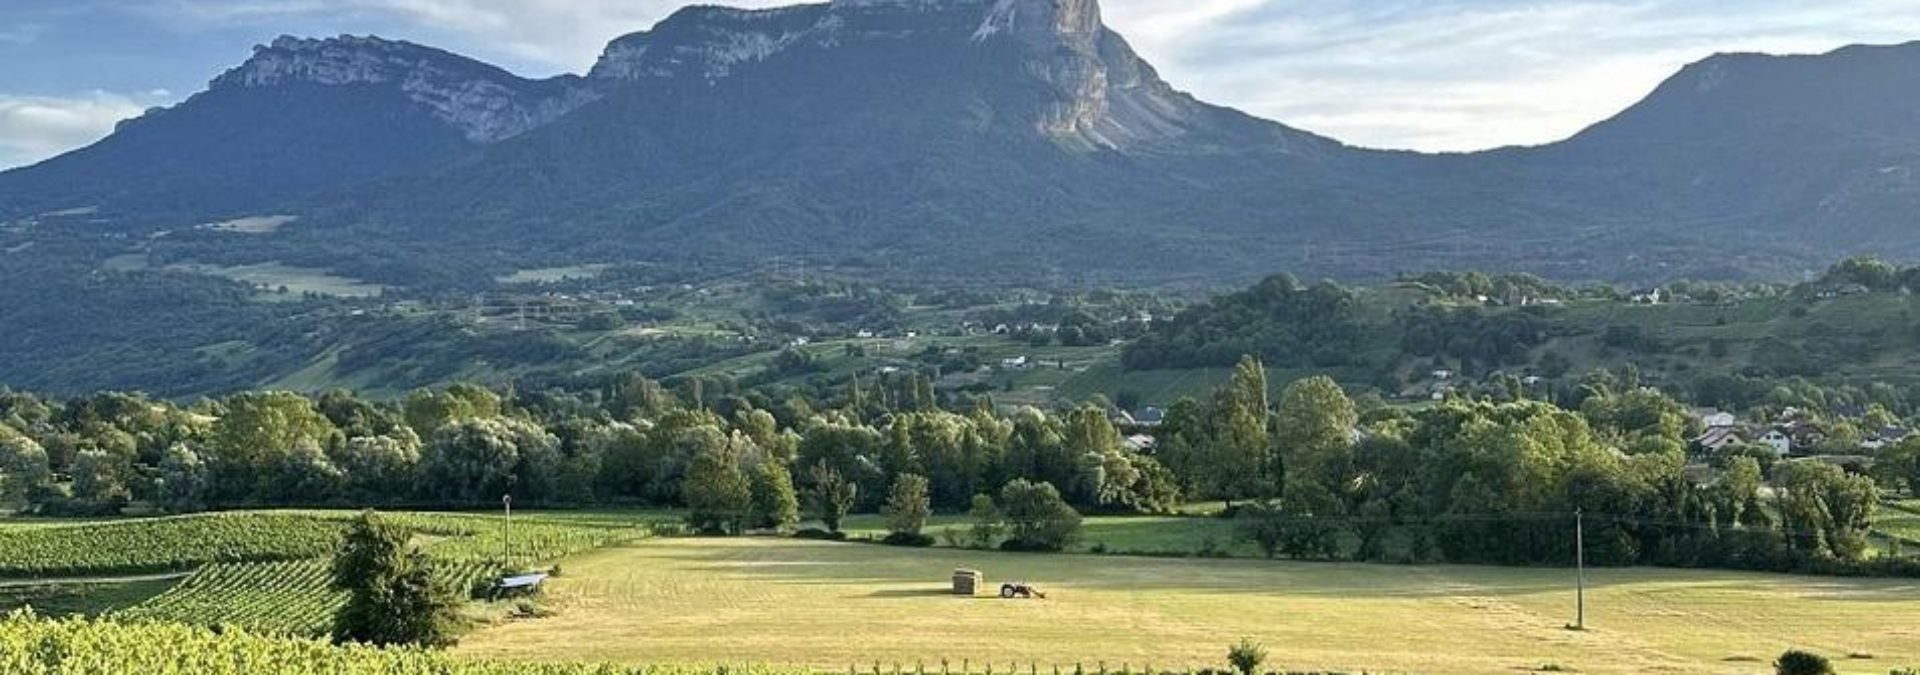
458 537 1920 675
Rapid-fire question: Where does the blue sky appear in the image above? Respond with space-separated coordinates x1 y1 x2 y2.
3 0 1919 168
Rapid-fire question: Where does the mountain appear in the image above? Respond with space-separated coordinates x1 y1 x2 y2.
0 35 596 225
1517 43 1920 254
3 0 1919 285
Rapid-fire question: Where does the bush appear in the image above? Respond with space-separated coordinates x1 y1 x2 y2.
967 494 1004 548
1775 649 1834 675
1227 638 1267 675
793 528 847 541
996 480 1081 552
880 532 934 547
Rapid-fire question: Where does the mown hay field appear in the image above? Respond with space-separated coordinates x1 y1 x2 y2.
458 538 1920 675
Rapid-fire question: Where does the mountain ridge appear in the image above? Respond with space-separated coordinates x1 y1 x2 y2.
2 1 1918 285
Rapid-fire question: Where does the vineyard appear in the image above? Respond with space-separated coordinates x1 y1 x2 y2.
0 513 346 578
0 613 795 675
117 560 344 636
35 511 659 636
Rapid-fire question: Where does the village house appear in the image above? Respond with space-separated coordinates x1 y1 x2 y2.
1691 408 1737 430
1692 426 1744 453
1759 428 1793 455
1861 426 1913 451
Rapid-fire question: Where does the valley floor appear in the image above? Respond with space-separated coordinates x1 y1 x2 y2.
457 537 1920 675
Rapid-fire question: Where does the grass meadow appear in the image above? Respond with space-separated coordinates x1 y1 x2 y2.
457 537 1920 675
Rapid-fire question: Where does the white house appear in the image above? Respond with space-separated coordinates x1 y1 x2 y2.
1759 429 1792 456
1692 408 1737 429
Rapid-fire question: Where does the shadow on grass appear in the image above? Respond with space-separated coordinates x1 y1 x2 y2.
866 588 961 599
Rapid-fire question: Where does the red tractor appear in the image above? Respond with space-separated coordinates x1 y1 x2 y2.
999 582 1046 599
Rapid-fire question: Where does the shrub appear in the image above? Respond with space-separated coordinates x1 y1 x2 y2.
881 532 934 547
1234 502 1286 559
997 479 1081 552
1775 649 1834 675
1227 638 1267 675
793 528 847 541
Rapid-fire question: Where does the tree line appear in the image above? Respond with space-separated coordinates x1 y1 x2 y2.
0 358 1910 575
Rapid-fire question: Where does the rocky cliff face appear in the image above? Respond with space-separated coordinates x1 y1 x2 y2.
213 35 598 143
585 0 1240 150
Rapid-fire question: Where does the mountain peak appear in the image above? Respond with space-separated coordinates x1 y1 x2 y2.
209 34 598 144
970 0 1099 43
214 35 484 89
587 0 1103 82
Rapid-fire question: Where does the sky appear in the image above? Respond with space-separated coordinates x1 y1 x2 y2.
2 0 1919 169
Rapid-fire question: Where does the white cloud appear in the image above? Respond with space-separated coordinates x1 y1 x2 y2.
1105 0 1920 150
0 92 153 168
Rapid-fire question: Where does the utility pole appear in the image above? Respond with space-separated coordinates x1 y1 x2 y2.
502 493 513 568
1573 508 1587 631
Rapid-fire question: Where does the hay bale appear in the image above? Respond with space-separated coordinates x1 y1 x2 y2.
952 568 983 596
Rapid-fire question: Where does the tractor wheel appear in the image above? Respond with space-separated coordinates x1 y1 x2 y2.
1000 585 1015 598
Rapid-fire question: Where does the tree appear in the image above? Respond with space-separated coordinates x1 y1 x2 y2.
1876 435 1920 494
1234 501 1287 559
331 434 422 504
420 418 557 505
422 419 522 505
402 385 501 437
967 493 1004 548
882 473 932 544
1276 481 1346 559
330 513 462 647
0 434 53 509
1273 375 1356 493
807 463 858 533
1773 649 1834 675
70 448 130 511
210 391 337 501
1227 638 1268 675
748 458 800 531
1717 456 1766 528
272 439 346 505
155 444 210 513
1773 461 1877 560
683 442 751 534
997 479 1081 551
1208 357 1272 504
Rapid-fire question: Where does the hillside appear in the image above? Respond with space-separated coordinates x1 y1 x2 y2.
3 2 1920 289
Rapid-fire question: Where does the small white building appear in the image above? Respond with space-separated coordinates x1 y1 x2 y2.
1692 408 1737 429
1759 429 1792 456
